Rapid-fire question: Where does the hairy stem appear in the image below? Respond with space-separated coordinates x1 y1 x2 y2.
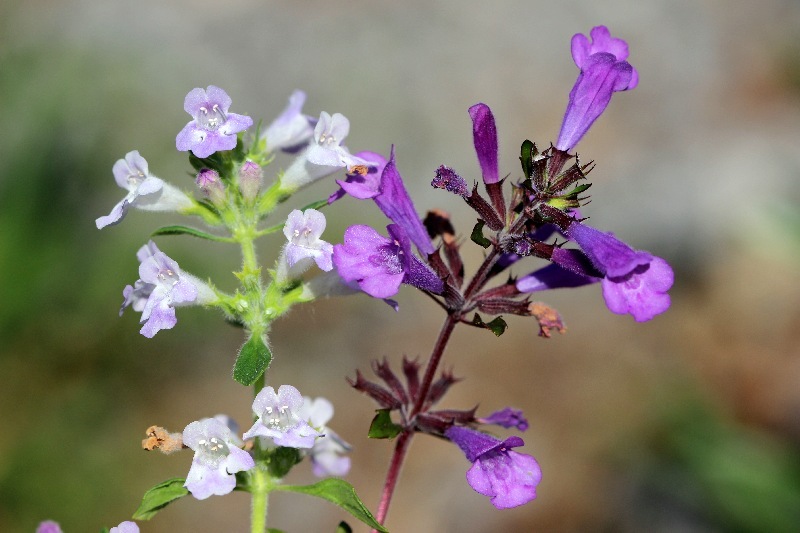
250 467 270 533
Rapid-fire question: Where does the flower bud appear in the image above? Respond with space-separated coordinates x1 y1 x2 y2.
239 160 263 202
196 169 225 206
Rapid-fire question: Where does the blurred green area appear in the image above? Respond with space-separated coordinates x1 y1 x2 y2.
2 1 800 532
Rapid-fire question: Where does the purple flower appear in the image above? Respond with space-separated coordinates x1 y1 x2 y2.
556 26 638 152
332 224 443 299
243 385 323 448
373 147 435 256
328 151 388 203
478 408 529 432
176 85 253 158
96 151 193 229
36 521 63 533
446 426 542 509
183 417 255 500
110 521 140 533
568 223 673 321
468 103 499 185
120 241 216 337
280 111 367 192
281 209 334 275
262 90 315 153
298 396 352 477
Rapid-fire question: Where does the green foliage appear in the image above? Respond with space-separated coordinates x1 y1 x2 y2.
267 447 303 479
336 521 353 533
519 139 535 181
233 334 272 386
276 479 388 532
470 220 491 248
368 409 403 439
151 225 234 242
132 478 189 521
471 313 507 336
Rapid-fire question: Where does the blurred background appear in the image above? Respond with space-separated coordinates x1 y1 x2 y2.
2 0 800 531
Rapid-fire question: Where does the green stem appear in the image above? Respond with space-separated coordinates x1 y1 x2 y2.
250 467 270 533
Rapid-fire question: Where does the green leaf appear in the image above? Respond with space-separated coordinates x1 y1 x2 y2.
336 521 353 533
470 220 491 249
276 479 388 533
471 313 507 337
267 529 286 533
151 225 234 242
519 139 535 180
300 198 329 212
267 446 303 478
132 478 189 521
233 334 272 386
368 409 402 439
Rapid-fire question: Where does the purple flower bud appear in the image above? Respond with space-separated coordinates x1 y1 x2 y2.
468 103 499 185
243 385 323 448
239 160 263 201
479 407 529 432
196 169 225 205
36 521 63 533
446 426 542 509
568 223 673 321
432 165 469 198
176 86 253 158
556 26 638 152
183 417 255 500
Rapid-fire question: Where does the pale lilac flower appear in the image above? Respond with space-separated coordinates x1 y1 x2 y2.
332 224 443 299
96 150 193 229
243 385 323 448
36 521 63 533
446 426 542 509
262 90 315 153
176 85 253 158
110 521 140 533
328 151 388 203
183 417 255 500
478 408 529 432
195 168 225 206
279 111 368 192
568 223 673 322
556 26 638 152
120 241 216 337
298 396 352 477
282 209 334 273
239 160 263 201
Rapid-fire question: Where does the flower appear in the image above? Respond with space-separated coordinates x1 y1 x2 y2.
110 522 140 533
332 224 443 299
176 85 253 158
298 396 352 477
478 408 529 432
468 103 499 185
120 241 216 337
328 151 387 203
36 521 63 533
262 90 315 153
96 150 193 229
280 111 367 192
182 417 255 500
243 385 323 448
446 426 542 509
282 209 334 273
568 223 673 321
556 26 638 152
